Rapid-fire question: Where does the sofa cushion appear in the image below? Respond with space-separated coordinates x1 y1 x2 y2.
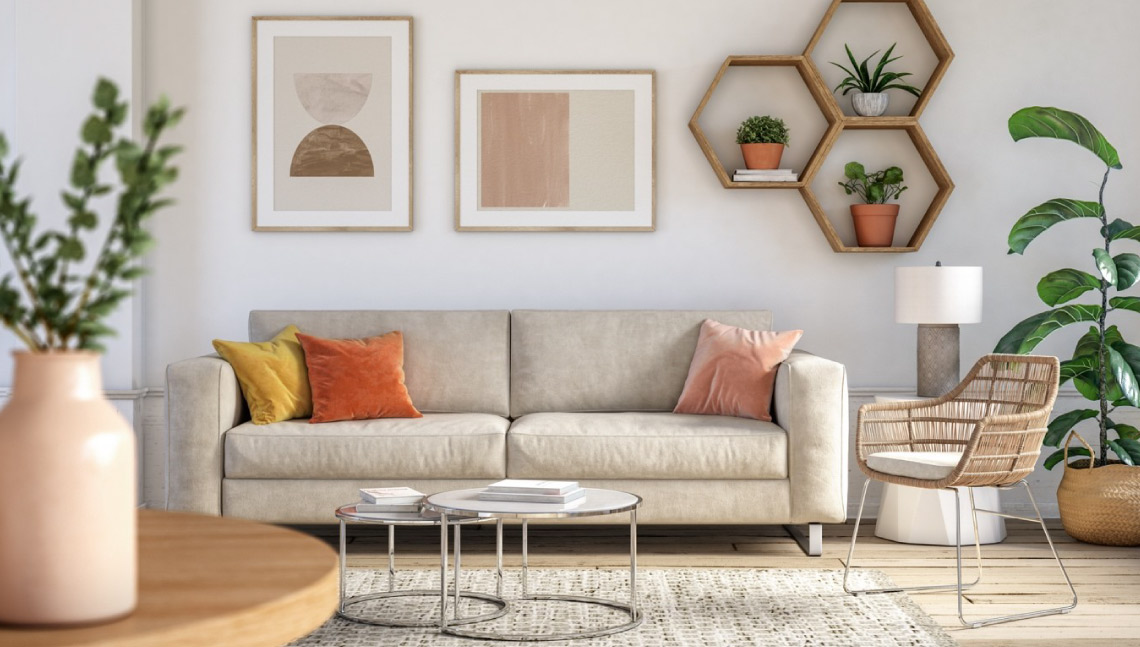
225 413 508 479
249 311 510 416
510 310 774 417
507 412 787 480
866 451 963 481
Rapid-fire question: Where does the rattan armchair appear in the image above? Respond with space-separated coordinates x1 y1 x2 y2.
844 354 1077 628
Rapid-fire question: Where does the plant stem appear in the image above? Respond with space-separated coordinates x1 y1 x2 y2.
1097 165 1111 466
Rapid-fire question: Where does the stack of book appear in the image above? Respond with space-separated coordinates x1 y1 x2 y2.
355 486 425 513
732 168 799 183
478 479 585 505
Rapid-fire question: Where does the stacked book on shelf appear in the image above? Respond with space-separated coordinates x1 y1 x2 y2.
478 480 586 506
355 486 425 513
732 168 799 183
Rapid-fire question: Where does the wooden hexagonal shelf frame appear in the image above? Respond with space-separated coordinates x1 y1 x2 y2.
804 0 954 122
688 55 841 189
688 0 953 252
800 122 952 252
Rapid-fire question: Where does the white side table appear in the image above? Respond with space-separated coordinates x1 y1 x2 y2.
871 394 1007 545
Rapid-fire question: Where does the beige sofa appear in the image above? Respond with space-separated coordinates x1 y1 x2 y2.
166 310 848 554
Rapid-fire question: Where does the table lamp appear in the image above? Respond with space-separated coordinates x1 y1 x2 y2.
895 263 984 397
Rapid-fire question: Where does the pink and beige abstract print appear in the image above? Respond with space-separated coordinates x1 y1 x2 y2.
477 90 635 212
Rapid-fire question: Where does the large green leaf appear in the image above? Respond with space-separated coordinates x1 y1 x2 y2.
1073 375 1101 400
1115 343 1140 404
1037 269 1101 306
1103 219 1134 239
1118 438 1140 463
1113 226 1140 243
1044 408 1099 447
1115 253 1140 290
1074 325 1124 359
1007 199 1104 254
1107 346 1140 407
1008 106 1122 169
1043 446 1092 470
1107 439 1138 465
1060 356 1097 386
995 305 1103 354
1093 248 1118 285
1112 296 1140 314
1107 418 1140 440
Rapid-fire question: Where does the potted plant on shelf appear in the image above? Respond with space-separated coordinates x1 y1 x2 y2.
735 115 789 170
838 162 906 247
995 106 1140 546
831 43 922 117
0 78 183 625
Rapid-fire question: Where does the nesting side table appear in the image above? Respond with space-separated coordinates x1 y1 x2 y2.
334 504 507 628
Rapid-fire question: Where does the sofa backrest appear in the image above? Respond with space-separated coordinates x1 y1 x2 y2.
249 310 510 416
510 310 773 418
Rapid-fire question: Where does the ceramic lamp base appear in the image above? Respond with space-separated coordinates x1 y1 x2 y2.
917 323 960 398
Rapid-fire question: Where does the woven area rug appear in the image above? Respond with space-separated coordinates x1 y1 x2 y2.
291 567 957 646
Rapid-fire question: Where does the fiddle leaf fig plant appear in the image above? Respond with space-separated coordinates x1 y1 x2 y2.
995 106 1140 469
0 78 183 352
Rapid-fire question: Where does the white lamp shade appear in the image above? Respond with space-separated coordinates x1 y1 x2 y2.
895 266 983 324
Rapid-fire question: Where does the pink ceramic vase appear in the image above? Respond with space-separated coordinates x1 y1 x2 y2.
0 351 136 625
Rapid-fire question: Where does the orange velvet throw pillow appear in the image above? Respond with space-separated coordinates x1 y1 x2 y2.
673 319 802 421
296 331 422 423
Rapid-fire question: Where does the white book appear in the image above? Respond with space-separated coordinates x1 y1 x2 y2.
478 488 586 504
734 168 796 175
358 486 425 505
484 479 580 495
734 175 797 182
355 502 422 513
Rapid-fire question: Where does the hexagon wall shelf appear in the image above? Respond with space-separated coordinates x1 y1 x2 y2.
689 56 841 189
689 0 954 253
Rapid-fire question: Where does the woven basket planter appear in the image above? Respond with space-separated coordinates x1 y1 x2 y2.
1057 433 1140 546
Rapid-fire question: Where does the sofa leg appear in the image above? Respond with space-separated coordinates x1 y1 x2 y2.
784 523 822 556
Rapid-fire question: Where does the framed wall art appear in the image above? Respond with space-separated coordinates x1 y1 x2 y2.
455 70 655 232
252 16 412 231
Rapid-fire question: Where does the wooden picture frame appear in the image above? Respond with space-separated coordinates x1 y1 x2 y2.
252 16 413 231
455 70 656 232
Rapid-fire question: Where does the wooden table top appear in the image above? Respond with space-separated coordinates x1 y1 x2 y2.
0 509 338 647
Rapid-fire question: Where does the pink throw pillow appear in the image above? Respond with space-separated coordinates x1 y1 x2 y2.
673 319 803 421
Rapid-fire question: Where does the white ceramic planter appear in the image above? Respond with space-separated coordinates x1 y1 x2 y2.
852 91 889 117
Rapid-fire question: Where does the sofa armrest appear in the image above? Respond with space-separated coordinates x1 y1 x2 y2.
773 350 849 523
165 354 245 515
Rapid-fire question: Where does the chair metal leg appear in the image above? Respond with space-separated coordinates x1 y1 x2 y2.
956 480 1078 628
844 479 982 595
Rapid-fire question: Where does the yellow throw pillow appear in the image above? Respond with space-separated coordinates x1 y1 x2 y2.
212 325 312 425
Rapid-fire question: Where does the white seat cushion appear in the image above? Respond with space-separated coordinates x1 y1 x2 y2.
507 412 787 480
866 451 963 481
225 413 508 479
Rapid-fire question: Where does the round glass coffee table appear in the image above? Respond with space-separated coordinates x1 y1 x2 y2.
334 503 507 628
423 488 642 641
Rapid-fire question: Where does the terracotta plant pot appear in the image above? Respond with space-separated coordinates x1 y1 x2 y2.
740 143 785 170
0 351 137 625
851 203 900 247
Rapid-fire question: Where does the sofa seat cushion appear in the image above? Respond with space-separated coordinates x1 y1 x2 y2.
507 412 787 480
866 451 963 481
225 413 508 479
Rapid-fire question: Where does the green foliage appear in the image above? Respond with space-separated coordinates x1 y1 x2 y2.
996 105 1140 469
0 77 183 352
830 43 922 97
837 162 907 204
735 115 789 145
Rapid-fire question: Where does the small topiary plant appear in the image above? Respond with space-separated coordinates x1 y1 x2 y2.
735 115 790 146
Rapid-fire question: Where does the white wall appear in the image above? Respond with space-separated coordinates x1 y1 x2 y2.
0 0 138 389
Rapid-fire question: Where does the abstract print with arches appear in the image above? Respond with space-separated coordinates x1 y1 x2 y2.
291 73 375 177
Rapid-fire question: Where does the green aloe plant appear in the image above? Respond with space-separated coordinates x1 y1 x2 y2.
0 78 183 351
831 43 922 97
995 106 1140 469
